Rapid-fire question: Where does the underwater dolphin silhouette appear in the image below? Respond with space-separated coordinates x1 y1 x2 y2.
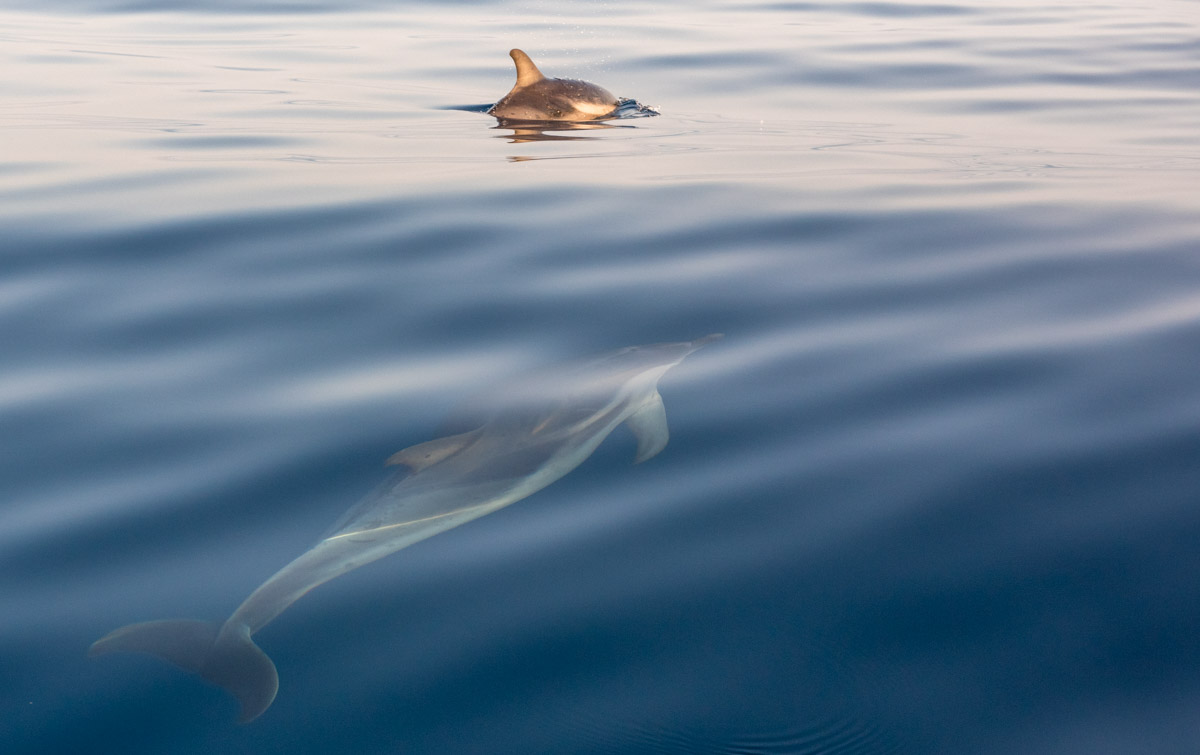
90 335 721 722
489 48 621 122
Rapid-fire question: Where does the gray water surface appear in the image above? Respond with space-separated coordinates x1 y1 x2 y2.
3 1 1200 753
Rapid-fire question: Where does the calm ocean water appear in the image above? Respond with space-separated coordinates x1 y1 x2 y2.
3 1 1200 752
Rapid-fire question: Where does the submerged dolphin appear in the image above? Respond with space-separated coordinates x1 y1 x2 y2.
489 49 620 122
90 335 721 722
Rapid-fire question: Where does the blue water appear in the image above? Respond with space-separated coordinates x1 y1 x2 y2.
3 1 1200 752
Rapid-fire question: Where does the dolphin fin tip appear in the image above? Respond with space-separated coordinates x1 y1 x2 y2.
88 619 218 671
508 48 544 87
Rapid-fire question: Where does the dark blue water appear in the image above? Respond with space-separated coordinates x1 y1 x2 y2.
3 1 1200 753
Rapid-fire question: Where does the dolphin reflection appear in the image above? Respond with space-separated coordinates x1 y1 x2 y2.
90 335 721 722
496 120 625 144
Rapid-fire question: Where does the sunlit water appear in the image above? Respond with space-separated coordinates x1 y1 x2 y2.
3 1 1200 753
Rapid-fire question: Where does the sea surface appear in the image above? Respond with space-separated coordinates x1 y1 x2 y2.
3 1 1200 753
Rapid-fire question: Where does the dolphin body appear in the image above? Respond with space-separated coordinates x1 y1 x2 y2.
90 335 721 723
489 49 621 122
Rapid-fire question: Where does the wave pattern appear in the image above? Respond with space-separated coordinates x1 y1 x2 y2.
3 1 1200 754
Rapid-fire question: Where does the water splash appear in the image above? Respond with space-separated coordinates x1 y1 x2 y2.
614 97 661 118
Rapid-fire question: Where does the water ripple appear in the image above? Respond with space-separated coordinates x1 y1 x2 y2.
4 3 1200 754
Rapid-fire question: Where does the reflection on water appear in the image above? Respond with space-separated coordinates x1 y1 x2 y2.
450 98 660 145
498 120 627 144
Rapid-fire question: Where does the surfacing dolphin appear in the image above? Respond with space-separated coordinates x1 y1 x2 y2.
489 48 621 122
90 334 721 723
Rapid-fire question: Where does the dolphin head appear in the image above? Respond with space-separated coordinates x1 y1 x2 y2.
429 335 723 446
598 334 724 374
553 334 724 406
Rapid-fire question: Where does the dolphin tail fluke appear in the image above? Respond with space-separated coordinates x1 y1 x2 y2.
202 623 279 722
89 619 279 723
89 618 219 671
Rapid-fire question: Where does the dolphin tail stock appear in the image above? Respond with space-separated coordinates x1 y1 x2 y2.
89 619 279 723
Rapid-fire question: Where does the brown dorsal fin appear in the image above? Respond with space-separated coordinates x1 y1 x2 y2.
385 428 482 472
510 49 545 88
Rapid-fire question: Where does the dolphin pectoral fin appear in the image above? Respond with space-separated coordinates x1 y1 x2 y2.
386 428 482 471
89 619 279 723
626 391 670 464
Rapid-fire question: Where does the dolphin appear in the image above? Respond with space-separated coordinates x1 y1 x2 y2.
90 334 721 723
489 49 621 122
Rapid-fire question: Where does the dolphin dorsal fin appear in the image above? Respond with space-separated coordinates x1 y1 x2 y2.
386 428 482 472
626 391 670 464
509 49 545 88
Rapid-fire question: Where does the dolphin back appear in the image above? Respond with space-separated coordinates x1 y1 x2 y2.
490 49 619 122
89 619 279 723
